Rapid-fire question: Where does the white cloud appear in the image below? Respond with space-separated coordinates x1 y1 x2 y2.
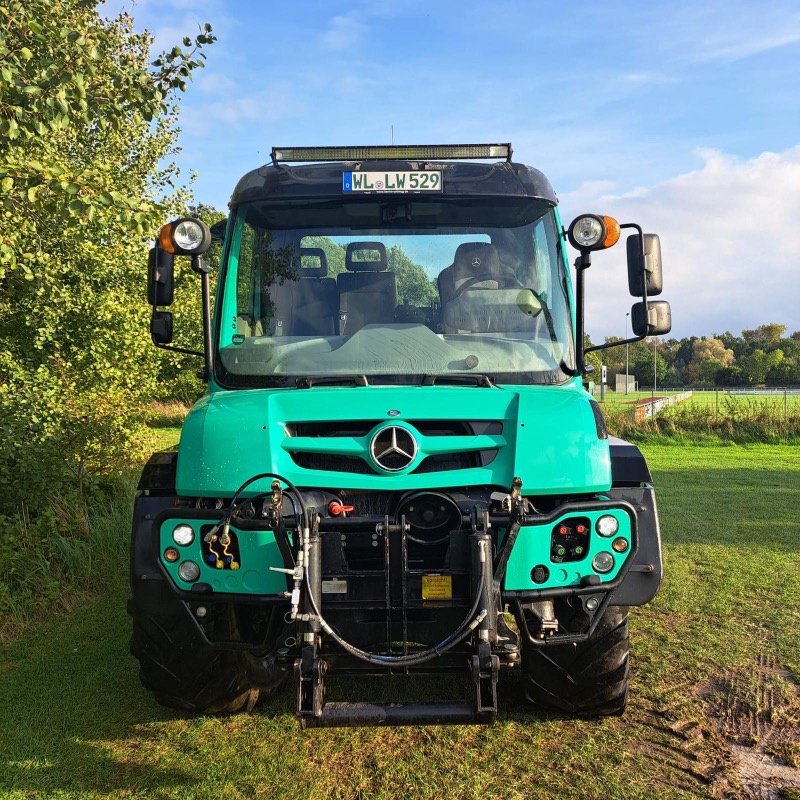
562 146 800 340
321 12 367 51
198 72 237 93
661 3 800 63
179 88 307 135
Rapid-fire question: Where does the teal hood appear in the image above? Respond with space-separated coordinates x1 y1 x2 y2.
175 382 611 497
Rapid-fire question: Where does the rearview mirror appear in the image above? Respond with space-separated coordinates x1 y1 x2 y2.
626 234 663 297
516 289 542 317
150 310 173 344
210 218 227 242
147 246 175 306
631 301 671 336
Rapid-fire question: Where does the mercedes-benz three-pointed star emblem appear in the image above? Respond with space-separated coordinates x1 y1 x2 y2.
369 426 418 472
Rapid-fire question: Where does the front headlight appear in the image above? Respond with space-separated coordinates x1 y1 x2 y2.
596 515 620 537
567 214 621 251
172 524 194 546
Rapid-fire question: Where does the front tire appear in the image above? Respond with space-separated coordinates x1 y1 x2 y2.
519 605 630 716
129 597 287 714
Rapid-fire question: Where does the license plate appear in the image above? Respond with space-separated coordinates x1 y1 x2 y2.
421 574 452 601
342 171 442 193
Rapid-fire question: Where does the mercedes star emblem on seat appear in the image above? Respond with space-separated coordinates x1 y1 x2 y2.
370 426 418 471
471 257 482 267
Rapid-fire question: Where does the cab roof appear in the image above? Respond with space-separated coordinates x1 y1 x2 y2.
229 159 558 208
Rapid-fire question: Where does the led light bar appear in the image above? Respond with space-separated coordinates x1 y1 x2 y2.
271 144 512 163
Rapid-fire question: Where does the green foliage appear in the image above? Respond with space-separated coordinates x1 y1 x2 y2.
605 396 800 444
0 1 214 511
594 324 800 388
387 245 438 306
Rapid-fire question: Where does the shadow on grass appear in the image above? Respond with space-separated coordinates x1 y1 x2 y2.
0 579 552 798
0 581 194 797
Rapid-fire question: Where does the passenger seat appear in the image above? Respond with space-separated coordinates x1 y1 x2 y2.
268 247 337 336
338 242 396 334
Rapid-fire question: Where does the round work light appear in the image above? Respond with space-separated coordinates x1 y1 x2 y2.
158 218 212 256
567 214 621 251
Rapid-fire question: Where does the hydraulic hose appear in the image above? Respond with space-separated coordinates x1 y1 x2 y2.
304 538 490 667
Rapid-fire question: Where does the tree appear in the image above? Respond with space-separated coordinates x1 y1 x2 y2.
742 323 786 345
632 340 667 388
388 246 438 306
740 349 784 386
0 1 214 507
686 337 735 385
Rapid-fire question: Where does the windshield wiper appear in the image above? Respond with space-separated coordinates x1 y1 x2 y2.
295 375 369 389
420 374 494 387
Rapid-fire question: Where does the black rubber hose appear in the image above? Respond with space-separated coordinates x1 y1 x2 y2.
304 541 489 667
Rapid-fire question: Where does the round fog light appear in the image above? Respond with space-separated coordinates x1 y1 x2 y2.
172 524 194 546
178 560 200 582
612 537 629 553
596 515 619 537
592 551 615 574
164 547 179 563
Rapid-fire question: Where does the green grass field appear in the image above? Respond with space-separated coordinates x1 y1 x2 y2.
1 445 798 800
596 388 800 412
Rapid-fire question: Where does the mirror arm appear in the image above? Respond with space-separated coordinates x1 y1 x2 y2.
574 250 592 374
621 221 648 306
585 331 645 355
150 303 204 357
152 341 205 358
192 255 214 381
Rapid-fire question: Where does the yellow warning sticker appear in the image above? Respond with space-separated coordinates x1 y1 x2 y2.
422 574 452 601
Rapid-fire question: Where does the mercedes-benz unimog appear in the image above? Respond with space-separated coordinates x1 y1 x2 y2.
131 144 672 727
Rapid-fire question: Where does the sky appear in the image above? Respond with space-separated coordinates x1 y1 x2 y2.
102 0 800 341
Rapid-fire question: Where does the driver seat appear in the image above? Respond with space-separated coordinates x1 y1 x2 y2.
438 242 522 333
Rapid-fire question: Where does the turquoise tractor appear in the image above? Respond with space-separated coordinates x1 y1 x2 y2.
131 144 671 726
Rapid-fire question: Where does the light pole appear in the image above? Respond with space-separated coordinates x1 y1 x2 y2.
625 312 630 395
652 336 657 410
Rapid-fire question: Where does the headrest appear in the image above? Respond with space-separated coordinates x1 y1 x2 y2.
345 241 387 272
452 242 501 278
293 247 328 278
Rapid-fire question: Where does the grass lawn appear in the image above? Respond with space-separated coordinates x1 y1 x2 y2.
0 444 798 800
596 388 800 413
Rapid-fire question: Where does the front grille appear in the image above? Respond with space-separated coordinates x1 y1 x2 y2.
291 453 373 474
285 420 504 475
286 421 376 438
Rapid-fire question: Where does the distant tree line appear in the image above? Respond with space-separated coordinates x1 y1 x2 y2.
588 323 800 388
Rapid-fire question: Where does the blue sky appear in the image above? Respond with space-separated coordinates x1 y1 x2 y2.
103 0 800 340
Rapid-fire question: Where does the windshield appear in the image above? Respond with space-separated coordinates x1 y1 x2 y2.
216 200 574 387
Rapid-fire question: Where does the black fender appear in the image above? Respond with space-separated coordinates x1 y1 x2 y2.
607 437 663 606
129 451 179 611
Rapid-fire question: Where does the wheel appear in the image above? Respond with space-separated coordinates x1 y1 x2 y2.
519 605 630 716
128 596 287 714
